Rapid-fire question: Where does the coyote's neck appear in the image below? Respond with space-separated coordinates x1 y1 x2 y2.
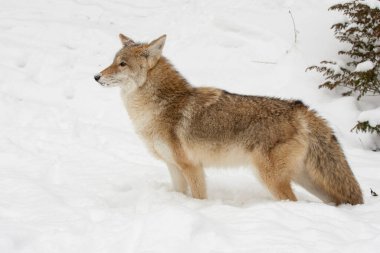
123 56 192 101
145 57 192 96
122 57 192 135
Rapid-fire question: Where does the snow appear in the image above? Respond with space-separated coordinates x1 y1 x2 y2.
359 107 380 126
355 60 375 72
1 0 380 252
363 0 380 9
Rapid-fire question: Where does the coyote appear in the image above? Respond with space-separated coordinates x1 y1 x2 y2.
94 34 363 205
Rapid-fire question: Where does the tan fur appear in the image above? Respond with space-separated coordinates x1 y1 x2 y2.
95 34 363 205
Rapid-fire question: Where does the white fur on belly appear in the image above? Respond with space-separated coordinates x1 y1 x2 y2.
184 144 252 168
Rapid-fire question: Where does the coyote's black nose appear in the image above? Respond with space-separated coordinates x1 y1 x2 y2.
94 74 101 81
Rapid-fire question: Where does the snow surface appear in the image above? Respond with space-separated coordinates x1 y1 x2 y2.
355 60 375 72
1 0 380 252
359 107 380 126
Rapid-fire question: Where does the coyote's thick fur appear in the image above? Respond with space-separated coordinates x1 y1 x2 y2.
94 34 363 205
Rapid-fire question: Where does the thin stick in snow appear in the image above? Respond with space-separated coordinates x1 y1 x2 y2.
251 60 277 65
289 10 298 44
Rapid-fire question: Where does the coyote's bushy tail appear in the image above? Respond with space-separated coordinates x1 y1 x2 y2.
304 113 363 205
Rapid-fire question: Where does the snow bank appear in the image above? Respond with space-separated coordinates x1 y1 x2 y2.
358 107 380 126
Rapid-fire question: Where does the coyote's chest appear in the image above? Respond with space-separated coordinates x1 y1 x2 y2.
122 90 156 134
126 102 158 138
122 91 172 160
130 111 173 162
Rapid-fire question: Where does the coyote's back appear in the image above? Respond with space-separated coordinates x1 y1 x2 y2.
94 34 363 205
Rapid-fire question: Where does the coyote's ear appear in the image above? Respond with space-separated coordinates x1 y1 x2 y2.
146 35 166 68
119 33 135 47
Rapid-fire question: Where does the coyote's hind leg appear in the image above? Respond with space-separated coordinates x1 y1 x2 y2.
252 138 306 201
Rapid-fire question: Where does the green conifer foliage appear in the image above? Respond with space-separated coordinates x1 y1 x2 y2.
307 0 380 135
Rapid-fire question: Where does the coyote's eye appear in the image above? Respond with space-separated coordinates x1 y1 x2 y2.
119 61 127 67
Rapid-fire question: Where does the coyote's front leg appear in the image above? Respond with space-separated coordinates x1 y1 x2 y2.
167 163 188 194
178 163 207 199
170 145 207 199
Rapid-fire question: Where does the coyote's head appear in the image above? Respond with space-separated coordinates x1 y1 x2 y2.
94 34 166 90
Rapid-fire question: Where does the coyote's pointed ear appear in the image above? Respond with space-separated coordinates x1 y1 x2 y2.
119 33 135 47
146 35 166 68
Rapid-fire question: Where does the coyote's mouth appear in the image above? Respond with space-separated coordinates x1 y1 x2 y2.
94 74 117 87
